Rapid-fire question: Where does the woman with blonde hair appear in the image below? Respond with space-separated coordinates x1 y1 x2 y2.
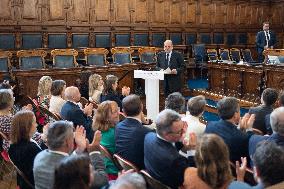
33 76 52 130
36 76 52 107
9 110 43 189
88 74 104 104
183 134 246 189
93 100 120 179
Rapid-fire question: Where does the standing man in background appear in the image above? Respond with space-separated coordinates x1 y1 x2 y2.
256 21 277 63
156 40 185 97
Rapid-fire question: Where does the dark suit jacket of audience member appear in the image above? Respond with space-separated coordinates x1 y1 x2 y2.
205 119 254 163
264 113 273 135
9 141 42 189
249 133 284 163
144 132 189 189
101 92 123 111
60 101 94 141
249 105 273 135
156 51 185 96
115 117 153 169
33 149 107 189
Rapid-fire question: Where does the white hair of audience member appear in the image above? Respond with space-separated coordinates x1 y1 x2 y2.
109 172 146 189
270 107 284 135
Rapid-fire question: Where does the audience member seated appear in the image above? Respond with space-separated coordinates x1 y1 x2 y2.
109 172 146 189
249 88 278 135
54 154 95 189
165 92 186 115
0 89 43 152
229 141 284 189
253 141 284 188
33 76 52 131
265 90 284 134
181 95 206 163
60 86 94 141
249 107 284 164
93 101 120 179
8 110 43 189
205 97 255 163
184 134 246 189
144 109 196 189
115 95 153 170
101 75 130 110
33 121 108 189
89 74 104 104
49 80 66 114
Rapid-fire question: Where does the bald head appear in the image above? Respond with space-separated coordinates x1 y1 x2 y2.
164 40 173 53
65 86 81 102
270 107 284 136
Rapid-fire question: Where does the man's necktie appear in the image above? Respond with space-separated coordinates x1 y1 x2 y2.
166 53 169 67
265 31 269 46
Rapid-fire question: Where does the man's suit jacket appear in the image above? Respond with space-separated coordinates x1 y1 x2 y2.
256 30 276 53
144 132 189 189
60 101 94 141
249 133 284 160
156 51 185 94
33 150 107 189
249 105 273 135
205 119 254 163
115 118 152 169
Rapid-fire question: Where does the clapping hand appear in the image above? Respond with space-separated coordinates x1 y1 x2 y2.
74 126 87 153
240 113 255 130
87 130 101 153
122 86 130 96
236 157 247 181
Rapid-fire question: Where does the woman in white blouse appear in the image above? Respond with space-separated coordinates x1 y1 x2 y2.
49 80 66 114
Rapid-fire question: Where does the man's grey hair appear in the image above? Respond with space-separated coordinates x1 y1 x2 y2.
109 172 146 189
47 121 74 150
165 92 185 113
270 107 284 135
155 109 181 136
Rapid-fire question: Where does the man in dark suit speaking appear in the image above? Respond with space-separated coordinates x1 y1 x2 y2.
156 40 185 97
256 21 277 63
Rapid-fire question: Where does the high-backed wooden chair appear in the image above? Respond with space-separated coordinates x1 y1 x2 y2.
241 49 255 63
39 106 61 122
219 48 231 61
0 51 12 72
206 49 218 61
140 170 171 189
111 47 133 65
17 50 47 70
84 48 109 66
51 49 78 68
192 44 207 78
138 47 157 63
99 145 122 171
113 154 139 172
230 48 242 62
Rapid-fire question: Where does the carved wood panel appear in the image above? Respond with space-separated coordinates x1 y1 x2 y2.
134 0 148 23
91 0 110 23
199 2 211 24
185 1 196 24
23 0 38 19
49 0 64 20
153 0 165 23
169 0 182 24
114 0 131 23
0 0 11 19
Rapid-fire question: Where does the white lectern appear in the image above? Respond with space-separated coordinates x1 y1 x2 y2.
134 70 164 121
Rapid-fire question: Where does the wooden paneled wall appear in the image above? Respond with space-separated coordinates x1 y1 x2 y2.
0 0 283 47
